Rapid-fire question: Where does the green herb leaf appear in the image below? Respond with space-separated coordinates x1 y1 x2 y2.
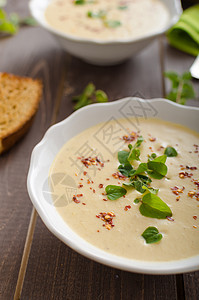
20 16 37 26
164 147 178 157
105 185 127 200
0 9 17 34
164 71 196 105
74 0 86 4
118 5 128 10
142 185 159 194
125 175 152 193
139 193 172 219
148 153 157 161
73 83 108 110
164 71 180 89
118 163 133 177
87 10 106 19
95 89 108 103
133 163 148 175
152 154 167 163
147 155 167 179
134 198 141 204
118 150 129 164
104 20 121 28
142 226 163 244
128 136 144 163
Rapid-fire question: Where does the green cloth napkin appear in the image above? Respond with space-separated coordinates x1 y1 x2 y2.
167 4 199 56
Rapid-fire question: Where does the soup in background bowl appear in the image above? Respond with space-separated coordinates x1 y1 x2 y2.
29 0 182 65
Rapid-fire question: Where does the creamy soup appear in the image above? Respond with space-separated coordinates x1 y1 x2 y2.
45 0 170 41
50 118 199 262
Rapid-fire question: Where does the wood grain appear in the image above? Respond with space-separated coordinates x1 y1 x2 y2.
0 1 198 299
0 25 66 300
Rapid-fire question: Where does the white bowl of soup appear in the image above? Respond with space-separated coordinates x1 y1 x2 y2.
29 0 182 65
27 98 199 274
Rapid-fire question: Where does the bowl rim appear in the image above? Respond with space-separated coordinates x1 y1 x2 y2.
27 97 199 275
29 0 182 45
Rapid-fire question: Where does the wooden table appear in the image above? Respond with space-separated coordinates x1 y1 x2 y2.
0 1 199 299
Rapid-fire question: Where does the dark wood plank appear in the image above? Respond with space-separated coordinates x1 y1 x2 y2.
0 10 66 300
57 39 163 123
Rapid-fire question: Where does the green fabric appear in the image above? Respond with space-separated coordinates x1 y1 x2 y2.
167 4 199 56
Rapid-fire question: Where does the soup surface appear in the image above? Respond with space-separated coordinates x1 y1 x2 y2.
45 0 170 41
50 118 199 262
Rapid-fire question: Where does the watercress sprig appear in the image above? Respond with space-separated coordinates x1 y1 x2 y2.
72 83 108 110
164 71 196 105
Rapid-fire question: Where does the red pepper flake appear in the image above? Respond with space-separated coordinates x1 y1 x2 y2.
83 171 87 175
179 172 193 178
192 179 199 189
72 196 80 204
188 191 196 198
80 156 105 169
167 216 174 221
93 189 96 193
96 211 116 230
149 137 156 142
102 192 105 195
170 186 185 195
87 179 91 184
193 216 197 220
157 145 164 151
78 184 83 188
77 194 83 197
183 165 198 170
106 178 110 180
82 202 86 205
112 172 126 180
121 132 138 143
99 184 103 188
193 225 197 229
124 205 131 211
103 198 108 201
97 230 100 232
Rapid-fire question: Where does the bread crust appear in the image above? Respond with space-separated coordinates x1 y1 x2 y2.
0 72 42 154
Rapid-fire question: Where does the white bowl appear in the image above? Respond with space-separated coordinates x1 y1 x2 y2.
29 0 182 65
27 97 199 274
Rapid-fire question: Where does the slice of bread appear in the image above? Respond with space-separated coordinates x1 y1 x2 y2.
0 72 42 154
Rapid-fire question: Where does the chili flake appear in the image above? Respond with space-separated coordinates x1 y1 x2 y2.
149 137 156 142
73 196 80 204
179 172 193 178
112 172 126 180
121 131 138 143
80 156 105 169
170 186 185 195
99 184 104 189
124 205 131 211
96 212 116 230
167 216 174 221
193 216 197 220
